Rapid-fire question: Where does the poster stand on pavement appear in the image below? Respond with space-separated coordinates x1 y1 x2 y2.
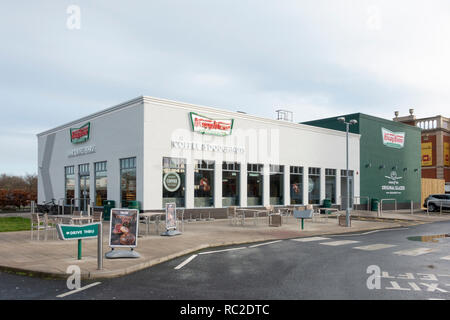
161 203 181 236
105 208 141 259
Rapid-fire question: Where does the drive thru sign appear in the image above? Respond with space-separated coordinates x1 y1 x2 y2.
57 223 100 240
56 222 103 268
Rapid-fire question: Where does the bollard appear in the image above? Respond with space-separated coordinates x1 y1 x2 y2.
97 222 103 270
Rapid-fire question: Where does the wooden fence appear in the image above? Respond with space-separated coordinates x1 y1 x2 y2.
421 178 445 208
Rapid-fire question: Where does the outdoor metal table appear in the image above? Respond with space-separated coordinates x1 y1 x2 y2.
140 212 164 235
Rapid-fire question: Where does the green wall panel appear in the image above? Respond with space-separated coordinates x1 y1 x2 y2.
303 113 421 205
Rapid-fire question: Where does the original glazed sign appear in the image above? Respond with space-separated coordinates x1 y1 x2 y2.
70 122 90 144
190 112 233 136
381 170 405 195
381 127 405 149
68 145 96 158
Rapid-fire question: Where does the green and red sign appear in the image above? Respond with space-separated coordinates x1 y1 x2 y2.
381 127 405 149
56 223 100 240
70 122 90 144
190 112 233 136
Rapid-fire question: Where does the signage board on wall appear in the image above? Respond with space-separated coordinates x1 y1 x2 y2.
70 122 90 144
190 112 233 136
421 142 433 166
109 209 139 248
381 127 405 149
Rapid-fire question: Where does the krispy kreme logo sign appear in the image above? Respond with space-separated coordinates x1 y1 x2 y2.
70 122 90 144
190 112 233 136
381 127 405 149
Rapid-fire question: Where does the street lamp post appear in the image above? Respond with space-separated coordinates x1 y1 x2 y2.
337 117 357 227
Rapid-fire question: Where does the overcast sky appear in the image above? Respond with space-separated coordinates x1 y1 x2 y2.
1 1 450 175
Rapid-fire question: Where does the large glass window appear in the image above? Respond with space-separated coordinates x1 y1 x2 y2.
247 164 263 206
120 157 136 208
163 157 186 208
194 160 214 207
270 165 284 205
340 169 354 209
290 166 303 204
308 167 321 204
64 166 75 205
78 163 90 211
222 162 240 207
95 161 107 207
325 169 336 204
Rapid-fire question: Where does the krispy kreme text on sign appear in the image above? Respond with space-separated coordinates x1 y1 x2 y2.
70 122 90 144
190 112 233 136
381 127 405 149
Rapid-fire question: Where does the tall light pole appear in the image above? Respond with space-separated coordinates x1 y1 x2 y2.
337 117 357 227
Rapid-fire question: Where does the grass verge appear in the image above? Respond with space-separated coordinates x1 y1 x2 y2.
0 217 30 232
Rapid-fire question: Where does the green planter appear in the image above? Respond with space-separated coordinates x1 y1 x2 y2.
371 198 379 211
323 199 332 208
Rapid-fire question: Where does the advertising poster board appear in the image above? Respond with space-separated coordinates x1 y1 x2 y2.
165 202 177 230
109 208 139 248
421 142 433 166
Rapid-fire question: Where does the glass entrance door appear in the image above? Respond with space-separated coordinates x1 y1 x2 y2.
79 175 90 212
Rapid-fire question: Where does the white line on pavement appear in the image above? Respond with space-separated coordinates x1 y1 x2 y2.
249 240 282 248
330 228 409 237
353 244 397 251
320 240 360 246
291 237 330 242
174 254 198 270
440 256 450 260
393 248 438 256
56 282 101 298
199 247 247 255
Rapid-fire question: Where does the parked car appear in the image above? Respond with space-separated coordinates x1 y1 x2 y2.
423 194 450 212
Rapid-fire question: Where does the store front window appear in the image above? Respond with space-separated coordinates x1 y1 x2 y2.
78 163 90 211
270 165 284 205
222 162 240 207
325 169 336 204
120 157 136 208
163 157 186 208
94 161 107 207
64 166 75 205
290 166 303 204
247 164 263 206
308 167 321 204
340 169 354 209
194 160 214 207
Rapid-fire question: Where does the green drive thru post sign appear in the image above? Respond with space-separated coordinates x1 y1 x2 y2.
57 223 100 240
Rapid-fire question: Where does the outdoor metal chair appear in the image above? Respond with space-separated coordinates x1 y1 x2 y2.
92 211 102 223
227 206 237 225
31 213 53 240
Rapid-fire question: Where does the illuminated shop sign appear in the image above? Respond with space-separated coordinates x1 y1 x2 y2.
381 127 405 149
190 112 233 136
70 122 90 144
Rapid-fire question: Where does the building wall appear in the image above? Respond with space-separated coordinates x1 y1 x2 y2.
142 97 360 210
37 100 144 207
303 113 422 207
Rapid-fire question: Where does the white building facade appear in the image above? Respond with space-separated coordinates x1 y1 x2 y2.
37 96 360 212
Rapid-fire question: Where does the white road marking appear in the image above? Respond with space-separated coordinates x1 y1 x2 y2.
199 247 247 255
174 254 197 270
320 240 360 246
353 244 397 251
393 248 438 256
330 227 409 237
409 282 421 291
441 256 450 260
291 237 330 242
249 240 282 248
56 282 101 298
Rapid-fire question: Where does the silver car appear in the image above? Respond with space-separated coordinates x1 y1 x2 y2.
424 194 450 212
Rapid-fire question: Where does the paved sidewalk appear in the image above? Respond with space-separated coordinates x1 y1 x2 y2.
1 212 449 280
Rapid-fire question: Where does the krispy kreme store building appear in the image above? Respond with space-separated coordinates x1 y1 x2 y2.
37 96 360 215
